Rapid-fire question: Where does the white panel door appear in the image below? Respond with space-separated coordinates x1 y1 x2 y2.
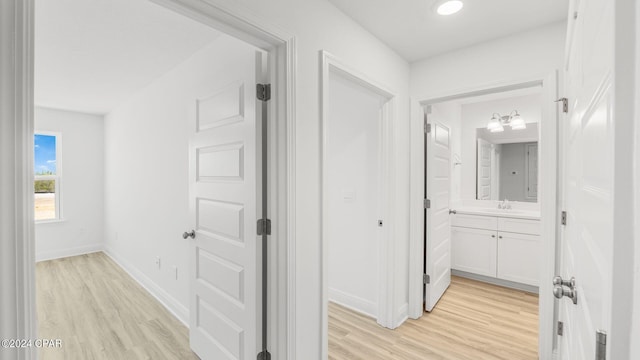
424 120 451 311
188 51 263 360
476 138 492 200
558 0 613 358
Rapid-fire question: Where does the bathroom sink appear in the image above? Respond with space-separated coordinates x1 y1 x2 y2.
472 208 530 215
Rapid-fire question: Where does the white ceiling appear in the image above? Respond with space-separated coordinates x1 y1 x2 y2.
327 0 569 62
35 0 221 115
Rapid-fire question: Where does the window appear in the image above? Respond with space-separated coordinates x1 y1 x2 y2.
34 133 61 221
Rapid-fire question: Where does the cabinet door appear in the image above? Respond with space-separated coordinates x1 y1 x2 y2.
497 232 541 286
451 227 497 277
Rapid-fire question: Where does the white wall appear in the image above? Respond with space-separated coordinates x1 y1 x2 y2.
326 72 384 317
460 94 542 202
35 107 104 261
410 22 566 98
103 35 258 323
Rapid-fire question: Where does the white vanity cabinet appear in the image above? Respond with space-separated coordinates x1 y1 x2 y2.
451 212 541 287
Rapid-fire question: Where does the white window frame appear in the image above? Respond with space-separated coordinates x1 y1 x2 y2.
34 131 62 222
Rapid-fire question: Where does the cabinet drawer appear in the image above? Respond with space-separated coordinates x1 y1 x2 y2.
451 227 497 277
497 232 541 286
451 214 497 230
498 217 540 235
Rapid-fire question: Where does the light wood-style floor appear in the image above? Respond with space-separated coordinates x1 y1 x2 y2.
329 276 539 360
36 252 198 360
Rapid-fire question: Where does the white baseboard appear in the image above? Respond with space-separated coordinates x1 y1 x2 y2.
103 245 189 327
394 303 408 328
328 287 377 319
36 243 103 262
452 269 539 294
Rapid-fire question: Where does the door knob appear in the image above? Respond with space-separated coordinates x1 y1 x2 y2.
182 230 196 239
552 275 576 289
553 285 578 304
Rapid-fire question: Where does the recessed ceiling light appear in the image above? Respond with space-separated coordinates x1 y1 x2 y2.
436 0 464 16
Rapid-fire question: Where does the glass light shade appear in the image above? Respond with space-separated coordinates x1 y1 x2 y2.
487 115 501 131
490 124 504 132
437 0 464 15
510 115 526 130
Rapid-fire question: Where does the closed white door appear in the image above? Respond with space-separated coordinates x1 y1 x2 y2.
476 138 492 200
557 0 613 358
188 50 264 360
424 120 451 311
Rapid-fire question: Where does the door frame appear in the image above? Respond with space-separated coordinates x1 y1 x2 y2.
3 0 296 359
408 72 559 359
319 50 399 359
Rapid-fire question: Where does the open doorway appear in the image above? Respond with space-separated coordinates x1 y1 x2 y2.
409 75 560 359
32 0 290 359
319 52 399 359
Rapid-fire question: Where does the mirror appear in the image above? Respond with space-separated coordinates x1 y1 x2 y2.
476 123 539 202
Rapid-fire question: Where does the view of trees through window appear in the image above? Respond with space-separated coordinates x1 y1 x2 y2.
34 134 58 221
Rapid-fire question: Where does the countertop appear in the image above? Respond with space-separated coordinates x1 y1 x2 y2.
453 207 541 220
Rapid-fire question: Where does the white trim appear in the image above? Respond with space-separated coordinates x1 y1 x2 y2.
8 0 296 358
408 72 559 359
319 50 399 360
1 1 37 359
35 243 103 262
394 303 408 327
328 289 377 319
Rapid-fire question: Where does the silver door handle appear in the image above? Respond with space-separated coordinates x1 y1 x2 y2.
553 276 577 304
553 285 578 304
553 275 576 289
182 230 196 239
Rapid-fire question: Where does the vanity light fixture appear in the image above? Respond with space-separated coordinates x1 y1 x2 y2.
487 110 526 132
435 0 464 16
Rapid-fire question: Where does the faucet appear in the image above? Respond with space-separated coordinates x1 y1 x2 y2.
498 199 512 210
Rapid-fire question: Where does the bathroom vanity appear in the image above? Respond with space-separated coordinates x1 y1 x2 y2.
451 208 541 291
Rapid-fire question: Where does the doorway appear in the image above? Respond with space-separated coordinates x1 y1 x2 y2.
409 74 560 359
319 51 398 359
9 0 294 359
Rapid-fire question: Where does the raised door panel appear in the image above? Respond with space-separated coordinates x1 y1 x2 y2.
451 227 497 277
497 232 541 286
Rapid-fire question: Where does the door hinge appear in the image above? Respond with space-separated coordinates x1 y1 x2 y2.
257 84 271 101
423 274 430 284
257 350 271 360
257 218 271 235
424 199 431 209
561 211 567 226
424 123 432 134
595 330 606 360
556 97 568 113
557 321 564 336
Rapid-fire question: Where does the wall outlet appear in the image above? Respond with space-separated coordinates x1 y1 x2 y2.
155 256 161 269
172 265 178 280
